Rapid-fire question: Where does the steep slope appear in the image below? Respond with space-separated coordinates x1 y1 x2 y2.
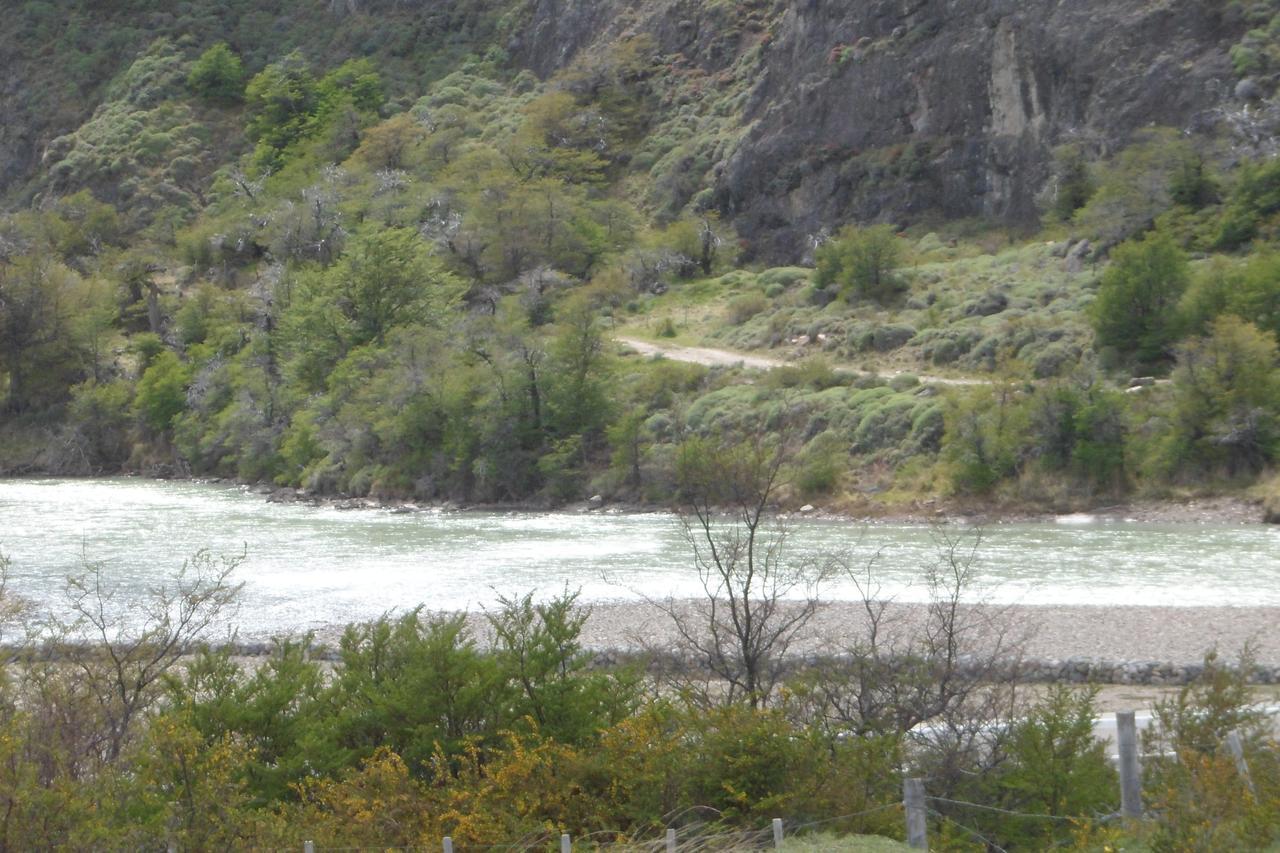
2 1 1255 259
517 0 1249 258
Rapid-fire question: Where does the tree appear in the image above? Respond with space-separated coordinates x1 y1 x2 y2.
354 113 425 171
1050 144 1095 221
49 550 243 763
331 226 463 347
244 52 318 169
134 350 191 433
1169 151 1218 210
1169 315 1280 475
486 589 639 744
814 224 905 304
1074 128 1191 247
977 687 1115 850
1091 230 1189 364
794 527 1024 736
283 226 465 385
321 612 502 780
1215 157 1280 249
650 429 826 709
1181 252 1280 341
545 293 610 438
186 43 245 103
0 254 83 413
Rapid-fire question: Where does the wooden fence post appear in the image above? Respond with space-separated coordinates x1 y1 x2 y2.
772 817 783 848
665 827 677 852
1116 711 1142 819
903 777 927 850
442 837 454 853
1225 730 1255 794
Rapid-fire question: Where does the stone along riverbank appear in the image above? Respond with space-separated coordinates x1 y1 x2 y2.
212 601 1280 687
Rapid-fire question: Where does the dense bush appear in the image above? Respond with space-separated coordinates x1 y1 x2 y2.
1091 230 1189 365
814 225 906 304
187 42 245 102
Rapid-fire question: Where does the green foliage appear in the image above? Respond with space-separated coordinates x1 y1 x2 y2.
1091 230 1189 365
1143 649 1280 852
814 224 905 304
1215 157 1280 249
63 379 134 471
941 385 1022 494
282 226 463 389
244 52 320 169
134 350 190 432
795 432 841 497
186 42 245 102
1169 150 1218 210
0 253 96 413
1181 252 1280 340
325 612 501 777
1167 315 1280 476
1075 129 1197 246
45 190 123 258
39 40 213 222
487 589 640 744
942 380 1129 495
1050 144 1095 221
978 687 1117 849
726 291 768 324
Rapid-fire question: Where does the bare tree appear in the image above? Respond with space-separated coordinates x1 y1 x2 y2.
48 550 244 762
649 428 828 709
789 525 1029 797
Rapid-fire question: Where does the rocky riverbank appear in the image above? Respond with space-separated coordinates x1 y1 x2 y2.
220 600 1280 687
236 477 1272 527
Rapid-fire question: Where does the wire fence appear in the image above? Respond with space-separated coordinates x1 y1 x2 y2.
262 709 1276 852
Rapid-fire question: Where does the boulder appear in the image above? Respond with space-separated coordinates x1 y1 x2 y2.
1236 77 1264 101
1064 239 1092 273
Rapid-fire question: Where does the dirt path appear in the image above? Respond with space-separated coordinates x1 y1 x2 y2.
615 336 988 387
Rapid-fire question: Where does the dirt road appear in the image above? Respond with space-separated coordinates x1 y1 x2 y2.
615 336 987 387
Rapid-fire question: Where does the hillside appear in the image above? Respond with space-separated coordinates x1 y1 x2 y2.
3 0 1280 516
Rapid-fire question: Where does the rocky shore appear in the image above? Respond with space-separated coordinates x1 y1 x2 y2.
219 600 1280 687
241 478 1271 527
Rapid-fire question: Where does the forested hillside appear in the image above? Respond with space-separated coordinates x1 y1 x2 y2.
4 0 1280 515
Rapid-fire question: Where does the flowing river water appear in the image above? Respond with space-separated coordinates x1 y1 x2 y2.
1 478 1278 639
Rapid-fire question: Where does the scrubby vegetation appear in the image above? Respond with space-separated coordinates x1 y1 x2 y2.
3 1 1280 517
0 541 1276 851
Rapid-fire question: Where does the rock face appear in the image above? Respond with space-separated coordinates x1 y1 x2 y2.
516 0 1244 259
0 0 1251 260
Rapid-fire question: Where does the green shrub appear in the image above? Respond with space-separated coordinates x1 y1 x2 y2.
1091 230 1188 365
1050 144 1095 221
814 224 905 304
186 43 245 102
134 350 191 432
726 292 768 324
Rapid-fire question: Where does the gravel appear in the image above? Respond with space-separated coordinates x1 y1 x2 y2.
573 600 1279 662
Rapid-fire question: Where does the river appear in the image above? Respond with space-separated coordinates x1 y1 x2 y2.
0 478 1277 639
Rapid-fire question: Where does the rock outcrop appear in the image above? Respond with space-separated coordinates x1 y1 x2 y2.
0 0 1258 261
516 0 1247 259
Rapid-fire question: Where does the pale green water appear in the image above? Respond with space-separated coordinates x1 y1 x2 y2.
0 478 1277 638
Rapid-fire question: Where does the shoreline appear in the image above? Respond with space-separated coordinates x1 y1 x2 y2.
201 601 1280 680
4 470 1270 526
215 476 1270 527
